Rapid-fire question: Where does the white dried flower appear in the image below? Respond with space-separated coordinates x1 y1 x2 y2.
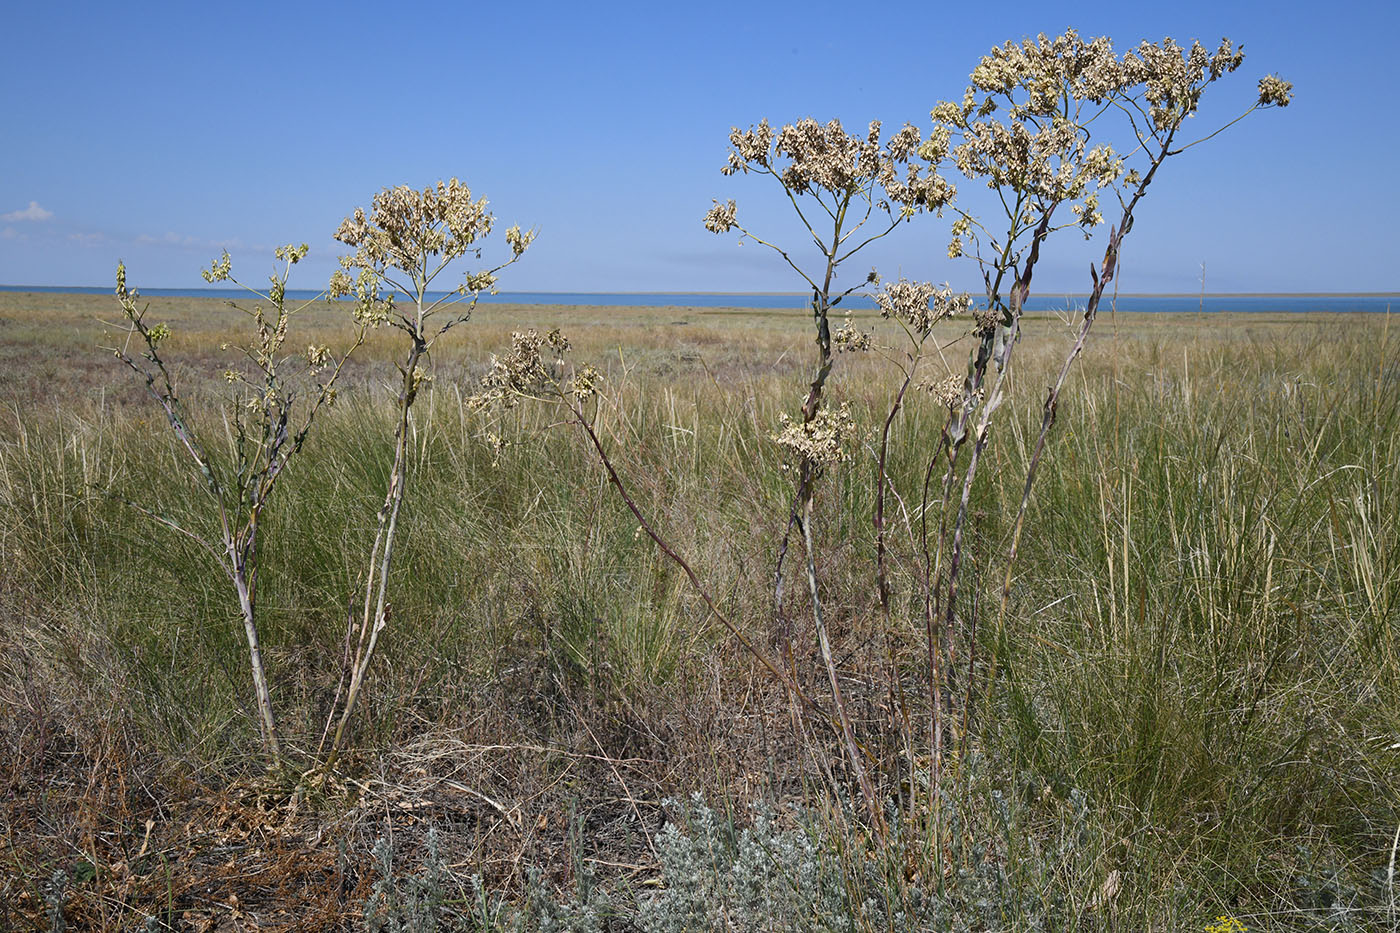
201 251 232 283
876 280 970 336
274 243 309 264
833 320 871 352
475 329 568 407
335 179 493 268
566 364 602 402
773 404 857 468
504 224 536 257
1257 74 1292 107
710 117 954 232
920 373 966 409
703 199 737 234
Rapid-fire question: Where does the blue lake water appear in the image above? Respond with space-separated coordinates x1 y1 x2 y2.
2 285 1396 314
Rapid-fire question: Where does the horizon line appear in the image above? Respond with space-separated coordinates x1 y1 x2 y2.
3 284 1398 299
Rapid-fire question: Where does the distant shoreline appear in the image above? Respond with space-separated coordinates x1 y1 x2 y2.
1 285 1395 314
2 285 1397 299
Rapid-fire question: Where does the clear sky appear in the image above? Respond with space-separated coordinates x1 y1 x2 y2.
1 0 1395 294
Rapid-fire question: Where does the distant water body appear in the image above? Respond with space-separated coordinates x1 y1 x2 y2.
2 285 1395 314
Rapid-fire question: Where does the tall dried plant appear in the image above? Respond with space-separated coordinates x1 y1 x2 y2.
110 247 369 769
703 118 954 833
323 180 533 770
901 31 1292 794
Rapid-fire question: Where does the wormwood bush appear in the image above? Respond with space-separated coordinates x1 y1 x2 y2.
636 795 844 931
361 829 452 933
650 781 1118 932
447 777 1108 932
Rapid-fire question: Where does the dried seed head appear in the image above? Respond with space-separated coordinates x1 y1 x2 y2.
335 179 522 288
475 329 568 407
504 224 536 258
929 31 1273 243
974 305 1003 336
274 243 309 264
710 116 954 234
566 364 602 402
833 320 872 353
703 199 738 234
202 251 232 284
773 404 857 468
919 373 966 409
876 280 971 336
722 120 776 175
1257 74 1292 107
328 269 353 299
485 431 510 467
974 303 1008 336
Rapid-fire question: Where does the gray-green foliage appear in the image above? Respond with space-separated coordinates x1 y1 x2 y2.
637 795 845 932
45 868 67 933
363 829 450 933
464 783 1106 933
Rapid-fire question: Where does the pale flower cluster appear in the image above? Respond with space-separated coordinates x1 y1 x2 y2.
974 304 1004 335
329 267 393 326
949 108 1110 209
201 251 233 284
475 329 572 407
955 31 1251 133
968 30 1122 107
273 243 310 264
248 302 290 370
703 199 738 234
832 319 872 353
929 30 1286 254
919 373 966 409
1120 37 1246 131
876 280 971 336
504 224 535 258
335 178 495 273
711 117 954 221
566 364 602 403
305 344 332 370
773 404 857 469
1257 74 1292 107
720 120 776 175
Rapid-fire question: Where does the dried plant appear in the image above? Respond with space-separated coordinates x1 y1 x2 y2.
704 117 955 834
323 180 533 770
868 280 972 615
109 247 367 768
909 31 1292 794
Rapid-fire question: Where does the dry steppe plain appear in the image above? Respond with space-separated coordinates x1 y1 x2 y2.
1 290 1396 930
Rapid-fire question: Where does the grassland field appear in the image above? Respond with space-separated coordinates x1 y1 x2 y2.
0 290 1396 930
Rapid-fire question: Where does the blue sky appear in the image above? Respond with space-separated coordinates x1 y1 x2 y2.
1 0 1394 294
